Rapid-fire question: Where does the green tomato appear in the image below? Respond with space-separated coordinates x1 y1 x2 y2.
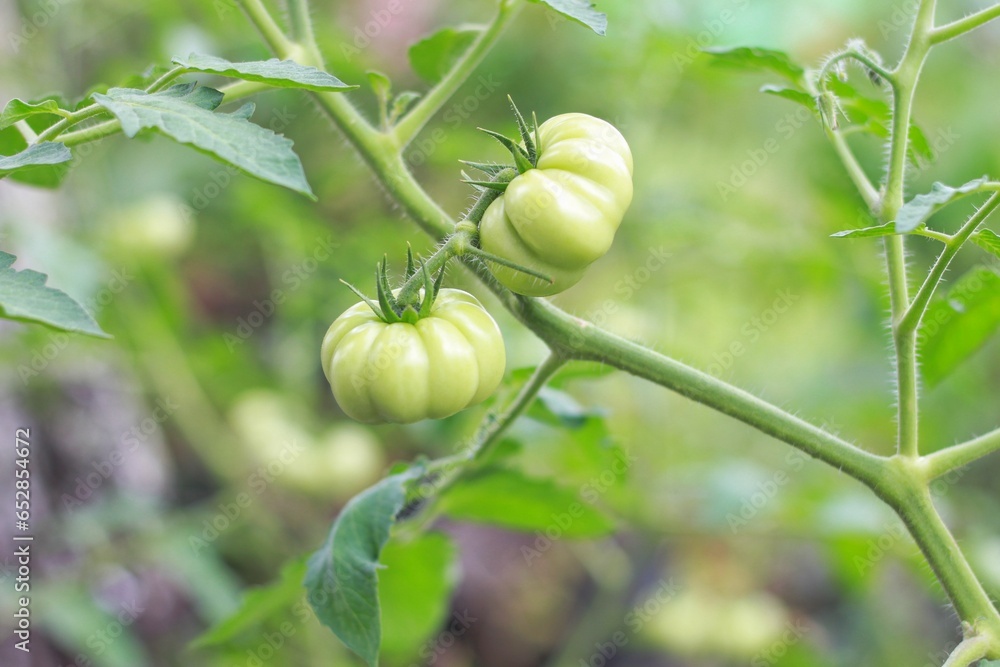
321 289 505 423
479 113 634 296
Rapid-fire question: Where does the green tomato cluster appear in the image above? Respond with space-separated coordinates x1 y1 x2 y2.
479 113 634 296
321 289 505 424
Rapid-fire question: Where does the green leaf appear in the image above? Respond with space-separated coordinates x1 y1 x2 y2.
920 266 1000 386
439 468 615 537
92 84 314 198
0 252 110 338
702 46 805 84
896 177 990 233
831 222 898 239
528 387 606 429
973 229 1000 259
408 26 482 84
0 141 72 175
304 472 417 667
172 53 357 92
192 558 307 648
760 84 815 109
379 534 458 662
528 0 608 36
0 98 71 130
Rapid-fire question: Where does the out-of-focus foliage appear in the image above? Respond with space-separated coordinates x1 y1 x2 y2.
1 1 999 666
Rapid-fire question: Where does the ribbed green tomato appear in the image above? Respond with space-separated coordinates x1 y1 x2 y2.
320 289 505 424
479 113 633 296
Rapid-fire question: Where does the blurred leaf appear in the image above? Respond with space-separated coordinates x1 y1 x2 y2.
0 97 71 130
408 27 482 84
93 84 314 198
897 177 990 232
909 124 934 165
0 252 110 337
389 91 421 124
702 45 805 83
305 472 416 667
974 229 1000 259
193 559 307 648
0 141 71 174
379 533 457 662
35 584 150 667
831 222 898 238
529 387 605 428
528 0 608 35
172 53 357 92
439 468 615 537
920 266 1000 386
760 84 815 109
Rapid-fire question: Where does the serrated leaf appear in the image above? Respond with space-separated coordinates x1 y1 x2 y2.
408 26 482 84
439 468 615 537
192 558 307 648
0 98 71 131
93 84 314 198
974 229 1000 259
304 472 417 667
379 534 458 662
702 45 805 84
831 222 898 238
528 0 608 35
760 84 815 109
0 141 71 174
0 252 110 338
172 53 356 92
920 266 1000 386
896 177 990 233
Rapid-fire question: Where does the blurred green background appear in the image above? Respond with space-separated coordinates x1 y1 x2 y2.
1 0 999 665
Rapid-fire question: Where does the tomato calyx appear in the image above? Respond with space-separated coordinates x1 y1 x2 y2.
465 97 539 191
342 253 445 325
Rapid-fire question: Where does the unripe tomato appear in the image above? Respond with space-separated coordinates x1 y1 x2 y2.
479 113 633 296
321 289 505 423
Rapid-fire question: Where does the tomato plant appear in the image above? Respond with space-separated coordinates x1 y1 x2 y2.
2 1 1000 667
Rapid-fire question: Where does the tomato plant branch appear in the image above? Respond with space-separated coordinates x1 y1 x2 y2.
391 0 524 148
942 634 991 667
825 127 880 209
924 427 1000 480
235 0 296 56
930 3 1000 45
287 0 316 49
899 192 1000 333
884 0 937 459
886 471 1000 646
473 352 567 462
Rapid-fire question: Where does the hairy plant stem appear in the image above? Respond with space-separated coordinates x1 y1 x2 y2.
930 3 1000 45
925 427 1000 479
883 0 937 459
942 635 992 667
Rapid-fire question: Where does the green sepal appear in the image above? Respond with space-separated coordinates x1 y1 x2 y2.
376 257 401 323
479 128 534 174
341 279 385 321
405 244 417 279
462 179 510 192
508 96 536 165
417 266 436 319
459 160 509 177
